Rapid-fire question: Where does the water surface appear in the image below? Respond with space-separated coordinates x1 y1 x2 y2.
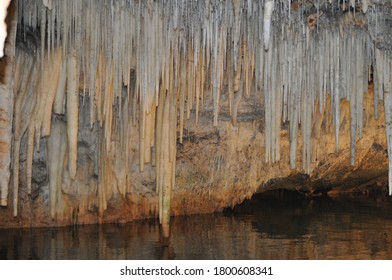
1 191 392 259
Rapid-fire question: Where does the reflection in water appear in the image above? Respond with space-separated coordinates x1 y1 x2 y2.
1 191 392 259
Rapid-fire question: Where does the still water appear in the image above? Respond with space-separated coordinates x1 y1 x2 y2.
1 191 392 260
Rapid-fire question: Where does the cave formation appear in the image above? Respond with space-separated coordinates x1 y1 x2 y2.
1 0 392 234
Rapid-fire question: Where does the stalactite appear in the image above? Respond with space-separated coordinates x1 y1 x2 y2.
274 46 282 162
66 51 79 180
156 86 164 213
12 54 33 216
139 109 145 172
212 21 221 127
14 53 40 197
160 93 170 233
374 60 379 119
47 117 67 219
42 50 62 137
232 91 242 128
350 43 358 166
98 131 107 222
186 43 194 121
263 0 275 51
356 37 363 140
195 51 202 126
244 42 250 97
104 63 114 153
333 35 340 152
289 49 299 169
53 59 67 114
12 124 20 216
40 5 46 83
232 44 242 127
384 53 392 195
26 125 34 195
362 0 368 13
170 98 177 192
147 103 156 165
264 42 272 163
179 57 185 143
0 0 16 207
42 0 53 10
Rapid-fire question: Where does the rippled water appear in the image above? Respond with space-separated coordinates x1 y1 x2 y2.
1 191 392 259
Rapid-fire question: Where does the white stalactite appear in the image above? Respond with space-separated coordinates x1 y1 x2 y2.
53 60 67 114
42 0 53 10
386 89 392 195
362 0 369 13
66 51 79 180
42 50 62 137
0 0 16 207
263 0 275 51
47 117 67 219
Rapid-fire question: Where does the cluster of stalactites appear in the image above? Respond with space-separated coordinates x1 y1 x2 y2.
266 29 373 171
9 0 392 222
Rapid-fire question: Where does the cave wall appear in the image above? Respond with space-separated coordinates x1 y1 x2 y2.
1 0 392 228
